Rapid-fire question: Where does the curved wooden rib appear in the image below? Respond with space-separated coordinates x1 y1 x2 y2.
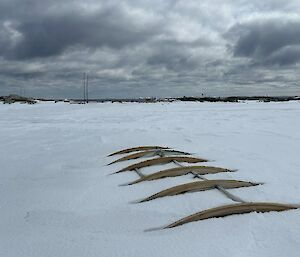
138 180 261 203
127 166 235 185
108 146 169 156
164 202 299 229
114 156 208 174
108 150 191 165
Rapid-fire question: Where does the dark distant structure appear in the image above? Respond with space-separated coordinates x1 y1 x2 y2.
82 73 89 103
0 94 36 104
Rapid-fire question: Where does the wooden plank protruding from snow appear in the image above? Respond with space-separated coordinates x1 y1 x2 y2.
125 166 235 185
137 180 262 203
108 150 191 165
108 146 169 156
162 202 299 229
113 156 209 174
171 158 246 203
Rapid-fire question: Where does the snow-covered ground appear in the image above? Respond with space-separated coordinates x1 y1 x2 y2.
1 101 300 257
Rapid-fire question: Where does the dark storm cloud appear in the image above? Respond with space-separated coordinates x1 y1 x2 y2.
266 45 300 65
227 19 300 66
0 4 160 60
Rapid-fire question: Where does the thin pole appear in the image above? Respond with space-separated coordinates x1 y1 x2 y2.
134 168 145 178
130 150 245 203
173 160 245 203
83 73 86 103
86 74 89 103
158 151 245 203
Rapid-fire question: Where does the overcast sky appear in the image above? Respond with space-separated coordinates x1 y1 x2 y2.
1 0 300 98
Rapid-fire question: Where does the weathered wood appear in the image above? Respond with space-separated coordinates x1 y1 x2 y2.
126 166 234 185
114 156 209 174
172 160 245 203
108 150 191 165
108 146 169 156
138 180 261 202
163 202 299 229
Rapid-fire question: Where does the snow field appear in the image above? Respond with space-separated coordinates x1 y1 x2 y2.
0 101 300 257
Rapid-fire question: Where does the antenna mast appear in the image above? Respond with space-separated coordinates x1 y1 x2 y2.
83 73 86 103
86 74 89 103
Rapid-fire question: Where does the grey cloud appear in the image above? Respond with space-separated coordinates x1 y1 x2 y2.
147 52 194 72
147 41 201 72
0 3 161 60
1 0 300 98
266 45 300 66
227 19 300 65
